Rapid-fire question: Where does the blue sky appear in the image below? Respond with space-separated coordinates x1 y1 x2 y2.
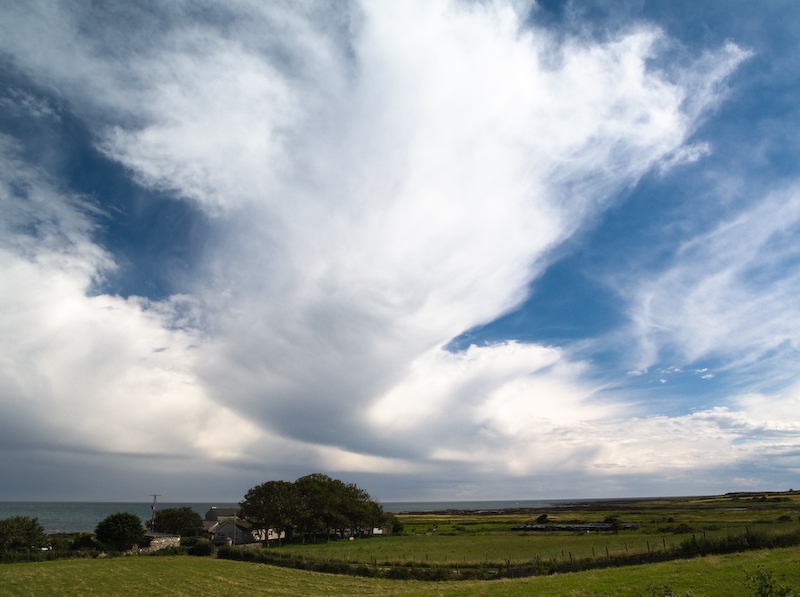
1 0 800 502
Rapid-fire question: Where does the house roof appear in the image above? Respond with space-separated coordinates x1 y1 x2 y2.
205 507 242 520
214 519 252 531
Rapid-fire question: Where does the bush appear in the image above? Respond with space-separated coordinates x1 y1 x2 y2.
388 513 404 534
147 546 188 556
188 540 214 556
95 513 145 551
0 516 48 551
744 567 793 597
72 533 101 551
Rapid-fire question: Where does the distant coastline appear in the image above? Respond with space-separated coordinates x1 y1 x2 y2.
0 498 614 533
1 493 790 533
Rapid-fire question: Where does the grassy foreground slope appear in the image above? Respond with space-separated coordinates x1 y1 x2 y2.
1 547 799 597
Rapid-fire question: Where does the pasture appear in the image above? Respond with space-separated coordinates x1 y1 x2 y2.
1 492 799 596
275 492 800 567
1 546 799 597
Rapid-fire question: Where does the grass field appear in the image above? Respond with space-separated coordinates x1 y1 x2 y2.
1 546 798 596
274 492 800 566
2 492 799 596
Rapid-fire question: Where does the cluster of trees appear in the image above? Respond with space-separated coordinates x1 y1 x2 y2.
240 474 395 544
92 508 202 550
0 516 48 552
152 507 203 536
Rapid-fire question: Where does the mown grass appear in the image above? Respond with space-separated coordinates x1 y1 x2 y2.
274 492 800 566
1 546 799 597
275 526 800 565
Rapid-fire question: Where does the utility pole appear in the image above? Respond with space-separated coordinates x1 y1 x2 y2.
149 494 160 531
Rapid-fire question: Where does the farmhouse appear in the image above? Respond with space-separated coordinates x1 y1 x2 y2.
204 506 285 544
203 507 240 529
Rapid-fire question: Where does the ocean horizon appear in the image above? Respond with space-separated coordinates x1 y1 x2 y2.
0 499 605 533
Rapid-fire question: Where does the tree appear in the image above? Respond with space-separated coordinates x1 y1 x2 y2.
0 516 48 551
385 512 404 534
604 515 622 533
241 474 386 544
294 474 349 542
95 512 145 551
153 507 203 536
240 480 297 546
339 482 384 537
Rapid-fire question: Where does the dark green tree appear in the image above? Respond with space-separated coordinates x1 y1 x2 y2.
604 514 623 533
240 480 297 546
153 507 203 536
339 482 384 536
0 516 48 551
95 512 145 551
385 512 404 534
294 474 349 542
241 474 386 544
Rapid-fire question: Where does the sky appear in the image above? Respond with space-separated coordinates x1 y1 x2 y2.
1 0 800 502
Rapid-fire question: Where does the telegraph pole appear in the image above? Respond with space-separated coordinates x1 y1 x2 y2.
149 494 160 530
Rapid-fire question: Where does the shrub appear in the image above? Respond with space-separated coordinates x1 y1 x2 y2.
744 567 793 597
147 546 188 556
0 516 48 551
95 513 145 551
188 540 214 556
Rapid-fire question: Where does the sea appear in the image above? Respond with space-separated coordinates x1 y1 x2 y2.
0 499 590 534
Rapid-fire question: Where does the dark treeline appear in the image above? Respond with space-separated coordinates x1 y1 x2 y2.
240 473 398 544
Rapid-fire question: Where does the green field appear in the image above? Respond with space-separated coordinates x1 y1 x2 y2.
274 492 800 567
2 492 799 596
1 547 798 596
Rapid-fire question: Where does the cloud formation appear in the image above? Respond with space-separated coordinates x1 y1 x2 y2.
628 186 800 382
3 0 790 499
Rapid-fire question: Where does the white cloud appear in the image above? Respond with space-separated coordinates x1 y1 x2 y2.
627 185 800 384
0 0 759 493
0 137 264 462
